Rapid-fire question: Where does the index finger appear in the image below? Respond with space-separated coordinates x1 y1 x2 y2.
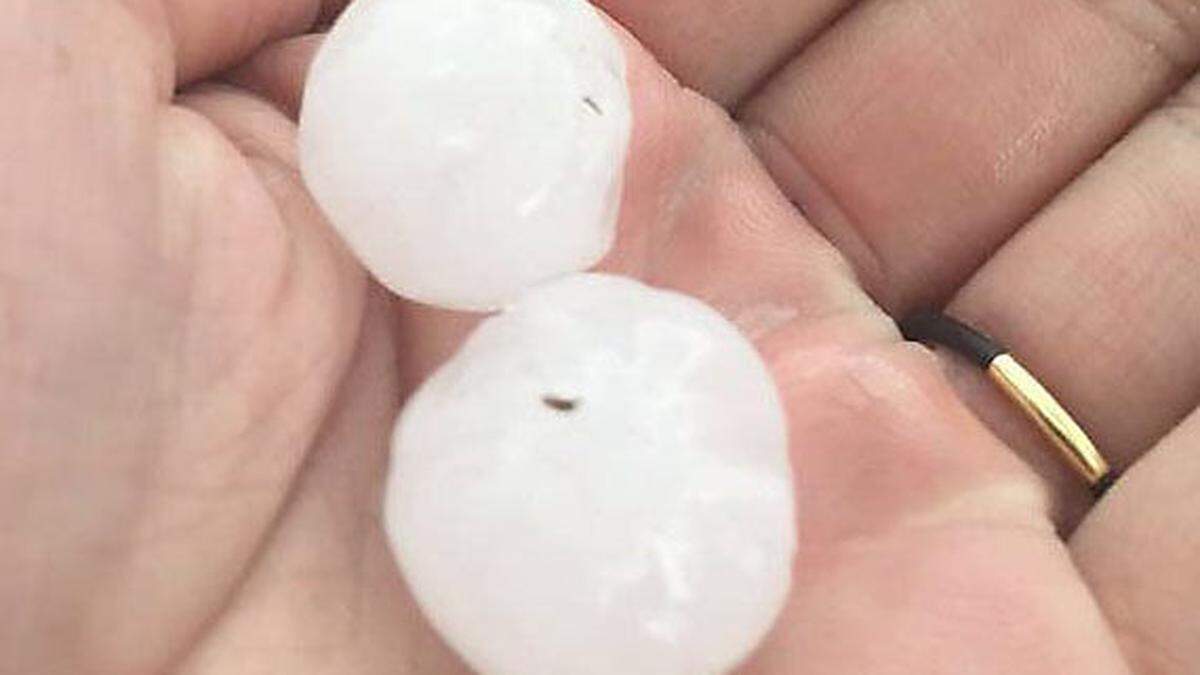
591 0 856 105
121 0 349 90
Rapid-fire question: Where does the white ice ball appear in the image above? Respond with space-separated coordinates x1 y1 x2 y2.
387 274 796 675
299 0 632 310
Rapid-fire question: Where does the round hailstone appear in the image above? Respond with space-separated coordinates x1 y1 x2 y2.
387 274 796 675
299 0 632 311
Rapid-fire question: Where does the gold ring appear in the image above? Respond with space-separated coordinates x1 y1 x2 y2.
900 312 1117 498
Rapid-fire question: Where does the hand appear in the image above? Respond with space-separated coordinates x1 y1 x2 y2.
3 0 1197 672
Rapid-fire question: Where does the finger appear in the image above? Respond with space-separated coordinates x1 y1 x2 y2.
165 0 328 84
740 0 1200 312
941 74 1200 523
117 0 345 91
0 5 362 670
177 288 471 675
172 75 468 674
741 325 1126 673
597 25 868 322
592 0 858 105
1071 407 1200 673
227 34 324 119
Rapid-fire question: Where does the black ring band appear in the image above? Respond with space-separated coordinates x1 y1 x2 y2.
900 311 1007 370
900 312 1118 499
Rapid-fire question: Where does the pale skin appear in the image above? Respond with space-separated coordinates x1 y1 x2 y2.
2 0 1198 672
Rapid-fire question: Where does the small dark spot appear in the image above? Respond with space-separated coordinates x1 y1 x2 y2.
582 96 603 116
542 395 580 412
54 44 73 74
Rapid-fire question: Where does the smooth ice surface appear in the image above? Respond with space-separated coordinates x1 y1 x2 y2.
299 0 632 310
387 274 796 675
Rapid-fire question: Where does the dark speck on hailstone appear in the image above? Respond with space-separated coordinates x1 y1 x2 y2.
542 395 580 412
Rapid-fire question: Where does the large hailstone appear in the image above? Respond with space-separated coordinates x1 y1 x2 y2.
387 274 796 675
299 0 632 310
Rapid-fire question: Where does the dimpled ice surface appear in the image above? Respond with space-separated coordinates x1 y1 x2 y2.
299 0 632 310
387 274 796 675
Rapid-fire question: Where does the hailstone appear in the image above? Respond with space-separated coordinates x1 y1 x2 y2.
299 0 632 310
387 274 796 675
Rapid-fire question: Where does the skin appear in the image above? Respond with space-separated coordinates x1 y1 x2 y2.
1 0 1198 672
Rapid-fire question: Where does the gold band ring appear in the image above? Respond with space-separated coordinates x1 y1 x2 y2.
901 312 1117 498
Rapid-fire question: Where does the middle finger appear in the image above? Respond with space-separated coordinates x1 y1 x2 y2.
740 0 1200 311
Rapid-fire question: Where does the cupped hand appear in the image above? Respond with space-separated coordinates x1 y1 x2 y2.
3 1 1198 672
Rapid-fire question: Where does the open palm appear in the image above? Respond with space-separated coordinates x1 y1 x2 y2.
4 0 1199 672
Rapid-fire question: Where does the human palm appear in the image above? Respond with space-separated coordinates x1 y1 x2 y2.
3 0 1198 672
